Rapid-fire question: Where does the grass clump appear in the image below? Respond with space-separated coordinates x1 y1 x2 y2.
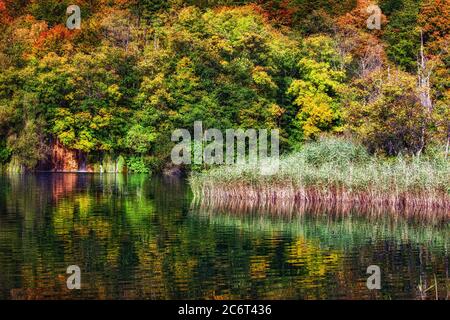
302 138 370 166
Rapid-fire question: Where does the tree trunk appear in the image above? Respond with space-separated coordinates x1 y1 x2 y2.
416 29 433 155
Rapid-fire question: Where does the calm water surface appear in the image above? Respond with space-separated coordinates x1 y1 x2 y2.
0 174 448 300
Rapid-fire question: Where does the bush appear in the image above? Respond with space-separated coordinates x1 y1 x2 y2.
0 144 11 164
127 156 150 174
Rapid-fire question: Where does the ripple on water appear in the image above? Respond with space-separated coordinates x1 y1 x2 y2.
0 174 448 300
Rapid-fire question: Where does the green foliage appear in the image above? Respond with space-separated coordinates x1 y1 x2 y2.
127 156 150 174
135 5 301 158
343 69 430 156
0 142 11 164
101 155 116 173
125 124 156 154
382 0 421 72
7 119 48 169
6 156 23 173
116 155 126 173
51 47 134 153
288 36 344 143
0 0 447 171
28 0 71 26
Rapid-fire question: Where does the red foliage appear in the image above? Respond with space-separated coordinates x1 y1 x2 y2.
335 0 388 75
337 0 387 32
419 0 450 54
258 0 297 26
0 0 12 24
34 24 76 50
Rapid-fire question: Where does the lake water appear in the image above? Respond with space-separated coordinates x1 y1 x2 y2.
0 174 448 300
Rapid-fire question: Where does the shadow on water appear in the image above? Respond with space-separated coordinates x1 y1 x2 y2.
0 174 448 300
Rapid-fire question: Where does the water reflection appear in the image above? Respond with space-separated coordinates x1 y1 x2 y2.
0 174 448 300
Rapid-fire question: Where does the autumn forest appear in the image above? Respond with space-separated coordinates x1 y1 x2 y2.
0 0 448 174
0 0 449 301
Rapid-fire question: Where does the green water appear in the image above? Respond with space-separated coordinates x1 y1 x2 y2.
0 174 448 300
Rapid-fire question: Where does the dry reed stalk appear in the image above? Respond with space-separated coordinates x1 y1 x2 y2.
195 183 450 214
193 194 450 223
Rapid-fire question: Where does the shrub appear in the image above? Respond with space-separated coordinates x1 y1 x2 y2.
0 144 11 164
127 156 150 174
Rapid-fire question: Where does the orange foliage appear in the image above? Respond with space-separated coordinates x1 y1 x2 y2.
0 0 11 24
34 24 77 52
337 0 387 32
335 0 387 74
257 0 298 26
419 0 450 55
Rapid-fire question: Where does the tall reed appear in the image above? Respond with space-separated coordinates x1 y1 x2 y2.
190 138 450 210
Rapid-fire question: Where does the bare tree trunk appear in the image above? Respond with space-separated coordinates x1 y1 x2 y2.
417 30 434 156
418 31 433 112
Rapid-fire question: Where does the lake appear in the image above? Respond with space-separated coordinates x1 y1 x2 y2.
0 174 448 300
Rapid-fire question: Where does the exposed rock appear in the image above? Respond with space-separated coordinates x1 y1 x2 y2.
50 140 83 172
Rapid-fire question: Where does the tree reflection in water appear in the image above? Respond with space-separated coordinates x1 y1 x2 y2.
0 174 448 300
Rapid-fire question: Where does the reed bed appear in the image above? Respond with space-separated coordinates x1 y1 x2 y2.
190 139 450 211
